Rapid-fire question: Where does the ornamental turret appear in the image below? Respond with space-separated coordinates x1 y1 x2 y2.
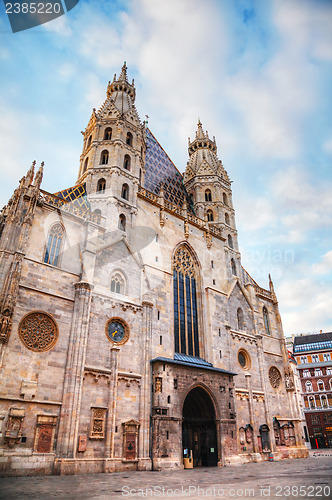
77 63 147 234
184 120 240 276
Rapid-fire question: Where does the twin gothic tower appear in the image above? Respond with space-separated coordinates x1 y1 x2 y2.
77 63 239 255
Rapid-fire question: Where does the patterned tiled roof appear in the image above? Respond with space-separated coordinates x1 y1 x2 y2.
53 183 90 211
144 128 194 212
241 266 257 287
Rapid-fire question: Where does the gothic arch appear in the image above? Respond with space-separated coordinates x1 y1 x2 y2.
172 242 203 358
97 178 106 193
110 269 128 295
180 382 220 420
104 127 112 140
100 149 109 165
43 222 65 267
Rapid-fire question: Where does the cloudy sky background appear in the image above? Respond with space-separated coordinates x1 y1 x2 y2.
0 0 331 336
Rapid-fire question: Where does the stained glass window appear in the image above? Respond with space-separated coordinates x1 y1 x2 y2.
44 223 64 267
173 246 199 357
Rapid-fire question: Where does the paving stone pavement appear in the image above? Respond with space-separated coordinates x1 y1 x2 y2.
0 452 331 500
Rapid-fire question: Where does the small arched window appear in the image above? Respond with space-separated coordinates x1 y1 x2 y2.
139 168 142 184
306 381 313 392
228 234 233 248
321 395 328 408
119 214 126 231
231 258 236 275
110 271 126 295
123 154 131 170
205 189 212 202
97 178 106 193
104 127 112 140
121 184 129 200
126 132 133 146
223 192 228 206
93 209 101 216
309 396 316 408
100 150 109 165
317 380 325 391
225 213 230 225
206 210 214 221
237 308 244 330
44 223 64 267
87 135 92 149
263 307 271 335
83 157 89 173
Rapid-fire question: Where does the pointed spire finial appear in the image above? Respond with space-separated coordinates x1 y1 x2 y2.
119 61 128 82
269 274 275 293
34 163 44 189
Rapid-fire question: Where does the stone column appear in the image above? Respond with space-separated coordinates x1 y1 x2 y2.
104 346 120 471
245 373 258 454
56 282 93 468
138 300 153 470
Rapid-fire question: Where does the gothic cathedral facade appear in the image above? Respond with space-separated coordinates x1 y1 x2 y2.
0 64 308 476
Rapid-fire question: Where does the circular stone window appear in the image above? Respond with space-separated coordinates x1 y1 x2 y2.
238 349 251 370
105 317 129 346
269 366 282 389
18 311 58 352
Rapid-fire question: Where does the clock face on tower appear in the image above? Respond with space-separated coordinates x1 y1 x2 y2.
105 317 129 345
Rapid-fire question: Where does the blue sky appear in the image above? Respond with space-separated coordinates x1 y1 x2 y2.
0 0 331 336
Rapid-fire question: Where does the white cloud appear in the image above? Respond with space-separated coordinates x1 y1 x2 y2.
323 137 332 155
277 275 332 335
312 250 332 276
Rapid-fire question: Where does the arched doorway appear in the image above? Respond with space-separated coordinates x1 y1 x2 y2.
182 386 218 467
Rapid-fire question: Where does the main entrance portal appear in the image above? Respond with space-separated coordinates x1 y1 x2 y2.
182 386 218 467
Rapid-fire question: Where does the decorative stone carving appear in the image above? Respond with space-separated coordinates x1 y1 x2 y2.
18 311 58 352
34 415 57 453
285 370 295 391
5 408 25 446
231 331 257 345
173 247 196 276
155 377 162 393
122 419 140 461
0 310 12 344
269 366 282 389
78 435 87 452
89 408 107 439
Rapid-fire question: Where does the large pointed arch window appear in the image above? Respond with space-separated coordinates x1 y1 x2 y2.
173 245 200 357
44 223 64 267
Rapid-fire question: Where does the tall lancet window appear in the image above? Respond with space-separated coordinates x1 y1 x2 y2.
173 245 200 357
44 223 64 267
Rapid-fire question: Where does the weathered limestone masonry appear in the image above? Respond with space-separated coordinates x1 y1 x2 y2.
0 64 308 477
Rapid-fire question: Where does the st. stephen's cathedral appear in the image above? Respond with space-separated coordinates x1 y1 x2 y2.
0 64 308 476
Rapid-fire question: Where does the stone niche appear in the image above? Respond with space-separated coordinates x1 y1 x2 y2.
4 408 25 446
34 415 57 453
122 420 140 461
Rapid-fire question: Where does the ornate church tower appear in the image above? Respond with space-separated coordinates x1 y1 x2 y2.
184 121 239 251
77 63 146 234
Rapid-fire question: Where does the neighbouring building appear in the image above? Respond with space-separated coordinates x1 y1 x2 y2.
293 332 332 449
0 63 308 476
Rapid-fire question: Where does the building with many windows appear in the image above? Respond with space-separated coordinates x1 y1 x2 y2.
293 332 332 448
0 64 308 476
